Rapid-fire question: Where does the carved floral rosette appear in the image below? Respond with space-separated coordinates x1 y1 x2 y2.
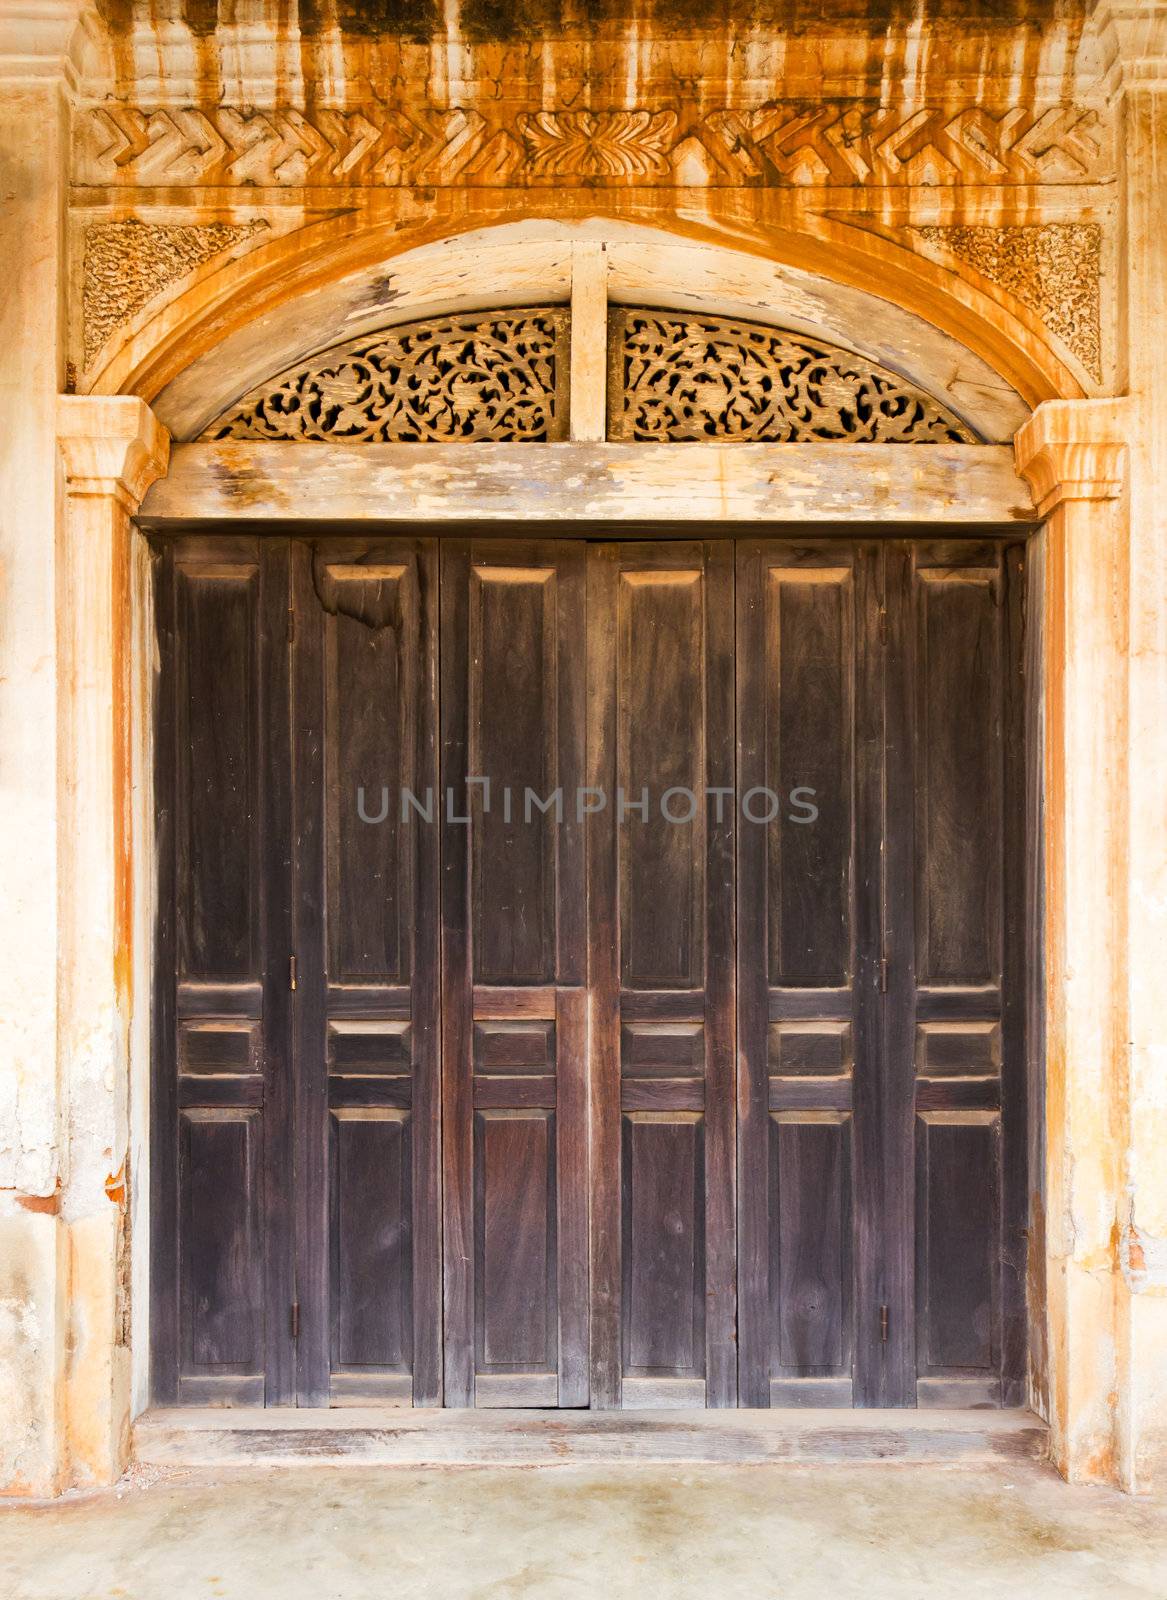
206 309 571 442
608 310 977 444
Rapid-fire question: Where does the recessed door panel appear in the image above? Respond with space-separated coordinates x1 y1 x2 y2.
330 1109 412 1375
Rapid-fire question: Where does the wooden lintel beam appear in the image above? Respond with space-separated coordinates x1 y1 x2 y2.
140 441 1035 525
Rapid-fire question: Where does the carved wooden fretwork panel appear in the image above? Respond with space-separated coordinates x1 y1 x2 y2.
204 309 570 442
608 309 978 443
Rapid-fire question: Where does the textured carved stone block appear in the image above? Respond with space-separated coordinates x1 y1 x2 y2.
83 218 267 370
915 224 1103 382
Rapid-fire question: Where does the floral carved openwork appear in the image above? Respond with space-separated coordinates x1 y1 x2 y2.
608 309 978 443
205 309 570 442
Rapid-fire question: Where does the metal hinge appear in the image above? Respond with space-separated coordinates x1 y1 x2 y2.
878 607 888 646
287 607 295 644
879 953 889 993
290 1302 300 1340
289 954 298 991
880 1305 889 1343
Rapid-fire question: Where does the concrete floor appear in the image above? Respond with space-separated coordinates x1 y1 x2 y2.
2 1460 1166 1600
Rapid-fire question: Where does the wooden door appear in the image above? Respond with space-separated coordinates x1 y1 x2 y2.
736 538 1026 1409
290 537 441 1406
889 540 1027 1408
735 539 867 1408
587 542 737 1408
151 535 295 1405
439 539 589 1406
153 529 1025 1413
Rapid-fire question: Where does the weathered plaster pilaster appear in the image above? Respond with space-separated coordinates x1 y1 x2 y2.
1015 396 1132 1487
1099 0 1167 1495
56 395 169 1487
0 13 79 1496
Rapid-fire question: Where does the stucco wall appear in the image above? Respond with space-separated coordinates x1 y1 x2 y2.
1 0 1166 1496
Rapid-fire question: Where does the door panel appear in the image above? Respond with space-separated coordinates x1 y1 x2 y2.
737 541 861 1408
737 538 1026 1409
331 1108 412 1371
152 536 293 1406
292 537 440 1406
441 540 588 1407
892 541 1025 1408
588 542 736 1408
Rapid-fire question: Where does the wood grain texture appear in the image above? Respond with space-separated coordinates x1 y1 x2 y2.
142 442 1036 526
135 1406 1049 1467
440 538 474 1406
739 542 861 1406
587 543 622 1408
598 541 737 1409
292 536 440 1407
154 535 294 1407
870 540 916 1407
444 539 588 1407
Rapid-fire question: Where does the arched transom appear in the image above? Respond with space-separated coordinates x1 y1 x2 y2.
203 305 979 445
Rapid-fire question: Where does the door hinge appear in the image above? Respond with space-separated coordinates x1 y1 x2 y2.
289 954 298 991
879 953 889 993
878 607 888 646
290 1302 300 1340
880 1305 889 1343
287 607 295 644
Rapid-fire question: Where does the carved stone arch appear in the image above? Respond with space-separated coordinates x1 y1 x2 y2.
87 213 1081 439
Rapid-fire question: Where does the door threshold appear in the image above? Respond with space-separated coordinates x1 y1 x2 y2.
134 1406 1048 1469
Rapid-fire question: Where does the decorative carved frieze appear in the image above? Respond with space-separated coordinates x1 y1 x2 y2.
519 110 678 178
75 101 1110 189
83 218 267 369
609 309 977 444
204 310 570 442
915 223 1103 382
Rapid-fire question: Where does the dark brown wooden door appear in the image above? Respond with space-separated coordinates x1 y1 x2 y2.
736 538 1026 1409
153 530 1025 1411
891 540 1028 1408
439 539 589 1406
151 535 295 1406
290 538 441 1407
736 539 866 1408
587 542 737 1408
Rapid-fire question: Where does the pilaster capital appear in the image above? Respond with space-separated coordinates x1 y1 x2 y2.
0 0 90 88
1095 0 1167 93
1013 398 1132 519
57 395 170 509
